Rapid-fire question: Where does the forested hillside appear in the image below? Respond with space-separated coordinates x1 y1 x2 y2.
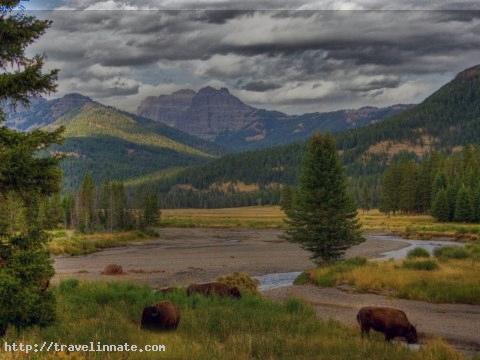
42 101 224 190
138 64 480 208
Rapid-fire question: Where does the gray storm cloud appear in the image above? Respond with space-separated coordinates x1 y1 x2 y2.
24 2 480 113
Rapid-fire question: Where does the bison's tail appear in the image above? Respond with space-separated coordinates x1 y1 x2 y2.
356 312 360 324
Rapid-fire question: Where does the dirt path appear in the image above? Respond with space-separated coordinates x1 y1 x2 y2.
263 285 480 355
53 228 407 287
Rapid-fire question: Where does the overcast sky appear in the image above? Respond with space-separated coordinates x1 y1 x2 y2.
22 0 480 114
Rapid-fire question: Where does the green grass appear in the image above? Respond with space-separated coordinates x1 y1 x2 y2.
406 247 430 259
302 243 480 304
434 246 469 259
402 259 439 271
48 230 156 256
0 281 464 359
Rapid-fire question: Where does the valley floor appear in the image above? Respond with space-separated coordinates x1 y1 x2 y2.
53 228 406 287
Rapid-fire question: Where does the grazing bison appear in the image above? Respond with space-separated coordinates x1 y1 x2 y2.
357 307 418 343
141 301 180 331
186 282 241 299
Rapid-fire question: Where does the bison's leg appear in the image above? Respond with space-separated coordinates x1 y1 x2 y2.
384 331 395 342
360 325 370 337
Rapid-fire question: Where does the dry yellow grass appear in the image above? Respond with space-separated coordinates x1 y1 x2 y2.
305 257 480 304
161 206 286 228
162 207 479 239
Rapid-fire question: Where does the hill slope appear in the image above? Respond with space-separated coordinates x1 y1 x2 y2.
3 95 225 190
144 64 480 204
137 87 411 151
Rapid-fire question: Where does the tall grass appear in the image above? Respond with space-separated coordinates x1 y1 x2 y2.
0 281 463 359
304 244 480 304
48 230 155 256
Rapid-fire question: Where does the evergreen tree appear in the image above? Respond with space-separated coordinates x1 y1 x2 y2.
76 174 96 233
285 134 364 264
398 160 418 213
472 185 480 223
142 191 160 227
454 185 473 222
431 173 447 199
279 185 294 212
0 1 61 336
431 189 450 222
380 162 401 214
446 183 459 221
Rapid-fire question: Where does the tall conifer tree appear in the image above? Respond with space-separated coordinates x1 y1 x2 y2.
0 1 62 335
285 134 363 263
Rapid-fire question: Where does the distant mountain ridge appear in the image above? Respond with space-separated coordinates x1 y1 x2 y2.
137 87 412 151
147 64 480 198
1 94 224 190
2 93 93 130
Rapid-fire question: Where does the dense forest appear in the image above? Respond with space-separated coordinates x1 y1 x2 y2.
381 146 480 222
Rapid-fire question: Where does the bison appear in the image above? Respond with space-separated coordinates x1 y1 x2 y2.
186 282 241 299
357 306 418 343
141 300 180 331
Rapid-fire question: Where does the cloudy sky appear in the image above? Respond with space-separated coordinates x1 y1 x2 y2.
21 0 480 114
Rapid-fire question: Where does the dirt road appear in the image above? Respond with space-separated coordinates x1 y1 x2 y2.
263 285 480 355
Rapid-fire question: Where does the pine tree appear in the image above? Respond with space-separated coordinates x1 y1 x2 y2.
76 174 96 233
285 134 364 264
142 191 160 228
380 162 401 214
472 185 480 223
446 183 459 221
431 189 450 222
431 173 447 199
0 1 61 336
279 185 294 212
454 185 474 222
398 160 418 213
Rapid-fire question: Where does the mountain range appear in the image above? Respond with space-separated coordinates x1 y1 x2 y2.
1 86 409 190
1 95 223 190
137 86 411 151
151 64 480 197
3 64 480 197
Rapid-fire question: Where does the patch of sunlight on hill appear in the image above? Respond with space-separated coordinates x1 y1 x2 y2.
51 104 212 158
124 166 187 187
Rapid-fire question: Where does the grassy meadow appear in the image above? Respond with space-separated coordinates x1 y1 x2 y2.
161 206 286 228
163 207 480 240
298 243 480 304
0 280 464 360
47 230 157 256
46 207 480 256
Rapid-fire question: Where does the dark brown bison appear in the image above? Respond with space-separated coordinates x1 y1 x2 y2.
186 282 241 299
141 301 180 331
357 306 418 343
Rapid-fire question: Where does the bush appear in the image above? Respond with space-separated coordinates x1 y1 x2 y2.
216 272 259 295
101 264 125 275
407 247 430 259
403 259 439 271
434 246 469 259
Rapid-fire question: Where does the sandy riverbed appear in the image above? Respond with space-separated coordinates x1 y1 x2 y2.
54 228 407 287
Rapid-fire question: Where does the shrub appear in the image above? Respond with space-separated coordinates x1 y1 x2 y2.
403 259 439 271
101 264 125 275
434 246 469 259
216 272 259 295
407 247 430 259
